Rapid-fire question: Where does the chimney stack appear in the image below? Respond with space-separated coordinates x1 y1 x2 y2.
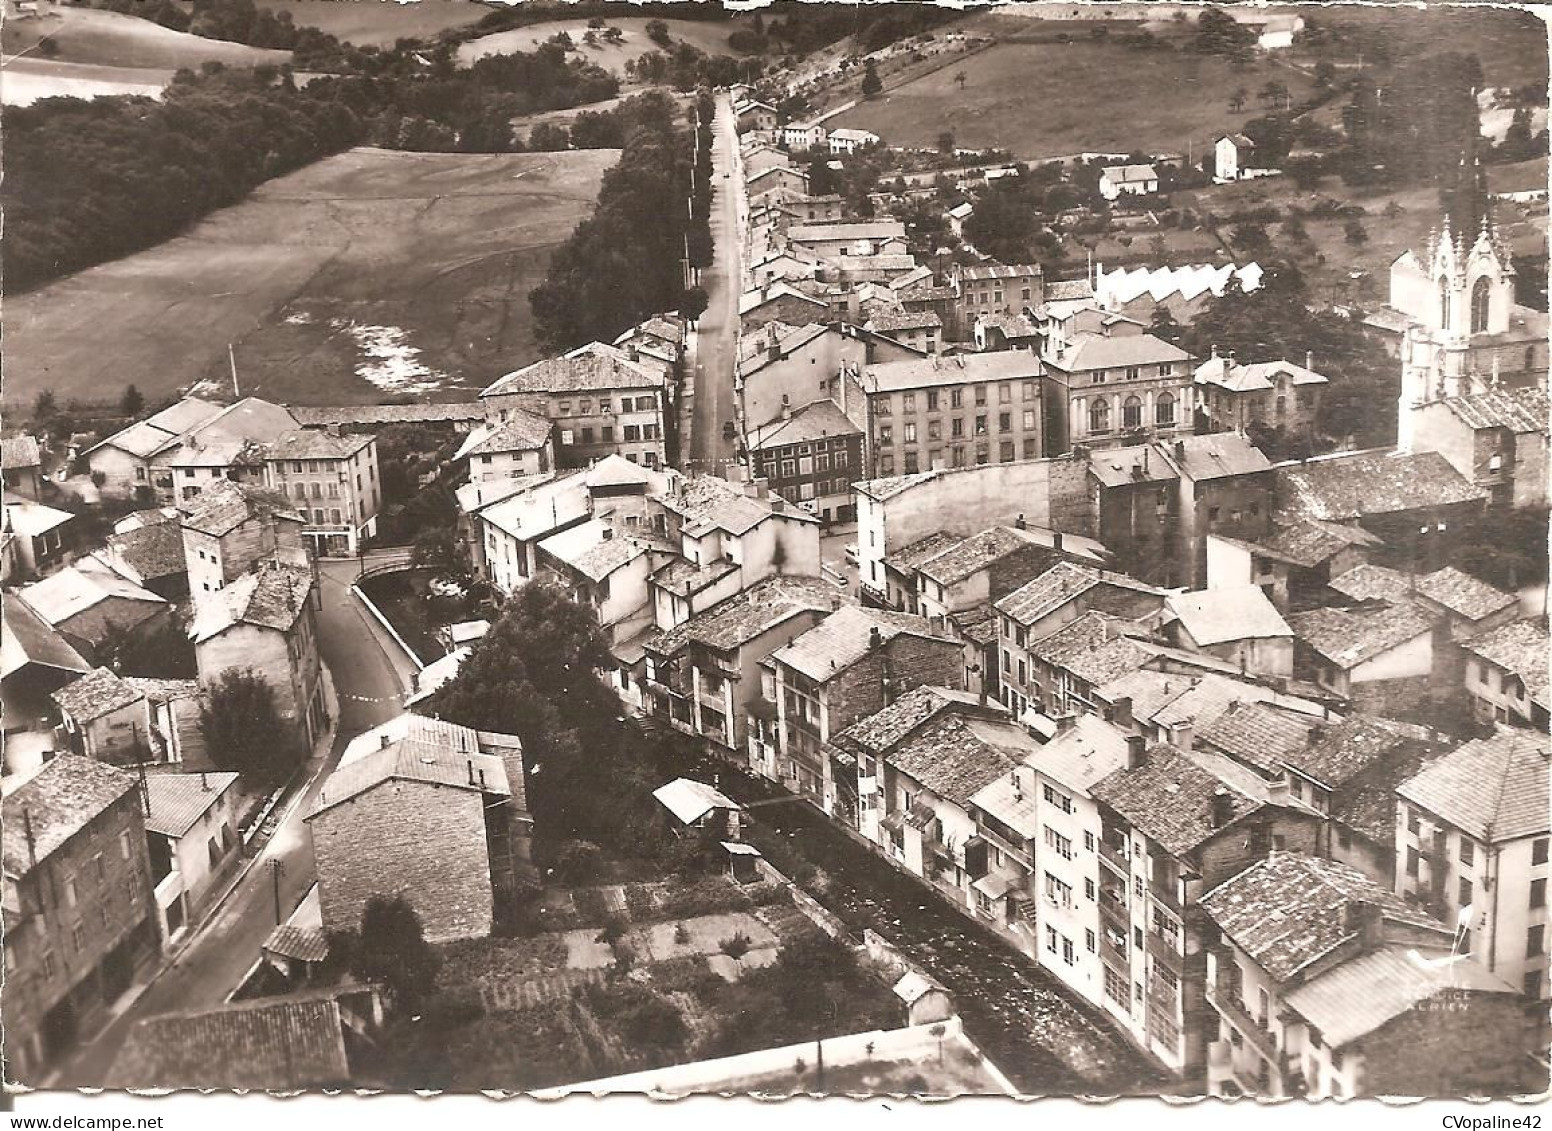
1015 513 1027 530
1112 696 1133 728
1209 787 1234 829
467 760 477 787
868 626 883 651
1343 900 1384 951
1056 713 1078 735
1052 531 1064 552
1125 734 1146 769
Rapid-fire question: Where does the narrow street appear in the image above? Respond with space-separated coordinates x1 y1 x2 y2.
687 90 743 478
667 748 1167 1097
48 556 413 1088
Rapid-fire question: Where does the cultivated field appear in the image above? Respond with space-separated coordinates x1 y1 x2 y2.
253 0 490 46
1 57 172 105
1 7 288 69
456 16 748 77
830 39 1317 162
3 147 617 412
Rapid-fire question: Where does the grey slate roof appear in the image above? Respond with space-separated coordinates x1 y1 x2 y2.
1287 601 1435 669
1197 701 1319 777
189 564 313 643
51 667 144 724
3 756 137 877
109 998 352 1089
143 772 241 838
1397 726 1550 843
769 606 952 682
1090 743 1260 860
1276 450 1487 522
1460 619 1549 706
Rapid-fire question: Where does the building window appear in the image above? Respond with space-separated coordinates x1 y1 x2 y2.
1525 971 1543 998
1535 838 1549 866
951 389 963 409
1089 399 1111 434
1460 839 1475 867
1062 936 1075 965
1122 396 1142 429
1046 925 1058 953
904 423 917 444
1532 878 1546 909
902 393 916 413
975 385 987 407
1471 276 1492 334
1529 924 1545 957
1104 966 1127 1004
1406 846 1420 877
999 384 1011 405
1459 877 1473 906
1407 808 1421 835
975 415 988 436
1155 391 1176 427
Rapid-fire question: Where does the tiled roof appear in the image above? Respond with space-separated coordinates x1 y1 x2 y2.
1284 945 1516 1050
648 576 834 657
1100 163 1157 183
1087 443 1178 488
19 556 167 627
996 562 1102 623
887 713 1031 806
1 591 89 680
769 605 951 682
884 531 965 575
1167 586 1291 646
648 556 740 599
737 322 831 377
746 399 861 450
1025 712 1133 797
51 667 144 723
88 399 227 459
263 428 373 462
1397 726 1550 843
104 520 186 582
834 685 985 755
1442 385 1549 435
1149 673 1280 733
918 527 1050 587
178 479 301 538
109 998 351 1089
1090 743 1260 860
787 221 906 243
1051 332 1188 373
865 350 1041 392
188 564 313 643
1194 356 1328 393
1330 740 1442 847
1165 432 1273 482
853 468 940 502
664 476 810 537
1414 566 1516 623
481 342 663 398
540 518 665 583
1287 601 1435 669
1328 562 1411 604
309 714 512 818
3 756 136 877
264 923 330 964
453 416 552 460
121 676 201 704
1461 619 1549 705
143 772 241 838
1275 450 1487 522
866 309 943 332
949 601 999 646
1255 518 1381 567
977 311 1040 338
1045 278 1095 302
1282 714 1425 789
1200 852 1447 984
1 435 42 469
290 403 484 427
1197 701 1318 777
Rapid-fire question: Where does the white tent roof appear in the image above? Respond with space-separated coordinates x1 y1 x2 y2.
652 778 741 826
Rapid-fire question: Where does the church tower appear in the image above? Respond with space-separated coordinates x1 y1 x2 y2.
1394 210 1516 451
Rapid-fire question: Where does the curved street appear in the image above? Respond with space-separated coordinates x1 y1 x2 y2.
46 555 415 1088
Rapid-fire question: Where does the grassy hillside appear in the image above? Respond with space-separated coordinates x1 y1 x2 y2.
1 57 174 106
457 16 748 77
252 0 491 48
830 38 1316 161
1 7 288 69
3 147 618 410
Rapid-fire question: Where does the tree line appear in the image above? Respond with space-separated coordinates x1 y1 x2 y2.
528 90 706 351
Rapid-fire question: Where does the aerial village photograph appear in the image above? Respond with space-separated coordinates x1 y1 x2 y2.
0 0 1549 1120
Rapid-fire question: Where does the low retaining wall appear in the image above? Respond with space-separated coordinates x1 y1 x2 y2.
351 579 425 672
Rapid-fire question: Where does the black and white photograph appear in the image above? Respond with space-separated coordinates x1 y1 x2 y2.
1 0 1549 1114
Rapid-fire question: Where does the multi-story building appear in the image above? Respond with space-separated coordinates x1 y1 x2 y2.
2 756 158 1082
1396 726 1551 1001
1201 852 1531 1098
1042 329 1194 455
1406 385 1549 510
537 518 677 650
643 576 835 764
1287 600 1437 712
745 399 864 525
759 606 962 814
1193 353 1328 439
189 562 327 750
453 414 554 485
2 435 44 500
262 430 380 558
828 127 880 155
1088 742 1319 1077
738 321 870 431
785 220 907 262
856 351 1046 477
179 478 307 596
1460 619 1549 729
479 342 669 470
142 771 242 947
950 263 1044 339
863 309 942 355
307 714 530 944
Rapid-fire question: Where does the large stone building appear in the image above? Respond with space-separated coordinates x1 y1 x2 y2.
1042 327 1195 454
3 757 158 1082
745 398 864 525
179 478 308 596
262 429 381 558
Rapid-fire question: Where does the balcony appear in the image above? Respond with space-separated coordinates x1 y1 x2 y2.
1100 927 1128 967
1150 876 1182 914
1098 837 1130 875
1204 980 1279 1063
1150 930 1185 975
1098 887 1129 929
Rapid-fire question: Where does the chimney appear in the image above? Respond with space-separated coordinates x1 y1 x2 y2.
602 527 614 541
1343 900 1383 951
380 732 392 749
830 594 842 611
467 759 476 787
1011 769 1024 800
1015 513 1027 530
1209 787 1234 829
1125 734 1146 769
477 767 486 791
868 626 883 651
1112 696 1133 728
1173 440 1185 461
22 809 36 871
1052 531 1064 552
1056 713 1078 735
779 394 791 420
201 772 210 792
1305 350 1314 373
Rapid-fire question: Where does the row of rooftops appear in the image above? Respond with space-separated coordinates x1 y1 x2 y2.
89 396 374 466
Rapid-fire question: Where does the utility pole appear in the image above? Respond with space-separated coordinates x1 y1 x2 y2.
229 343 241 399
269 858 284 925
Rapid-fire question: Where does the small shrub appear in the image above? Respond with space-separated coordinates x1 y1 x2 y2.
719 932 753 960
674 922 691 945
572 886 611 924
595 916 628 946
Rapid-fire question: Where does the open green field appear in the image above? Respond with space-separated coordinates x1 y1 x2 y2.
1 57 173 105
1313 5 1547 91
457 15 747 77
830 39 1316 162
2 7 288 69
3 146 617 412
253 0 491 46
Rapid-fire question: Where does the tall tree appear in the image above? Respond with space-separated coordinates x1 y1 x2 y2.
120 384 146 417
348 896 440 1010
860 59 882 99
199 667 301 781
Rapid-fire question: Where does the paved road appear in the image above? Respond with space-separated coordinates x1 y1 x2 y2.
687 91 743 478
49 557 412 1088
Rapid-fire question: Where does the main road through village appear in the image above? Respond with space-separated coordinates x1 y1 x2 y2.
49 557 413 1088
687 90 743 478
